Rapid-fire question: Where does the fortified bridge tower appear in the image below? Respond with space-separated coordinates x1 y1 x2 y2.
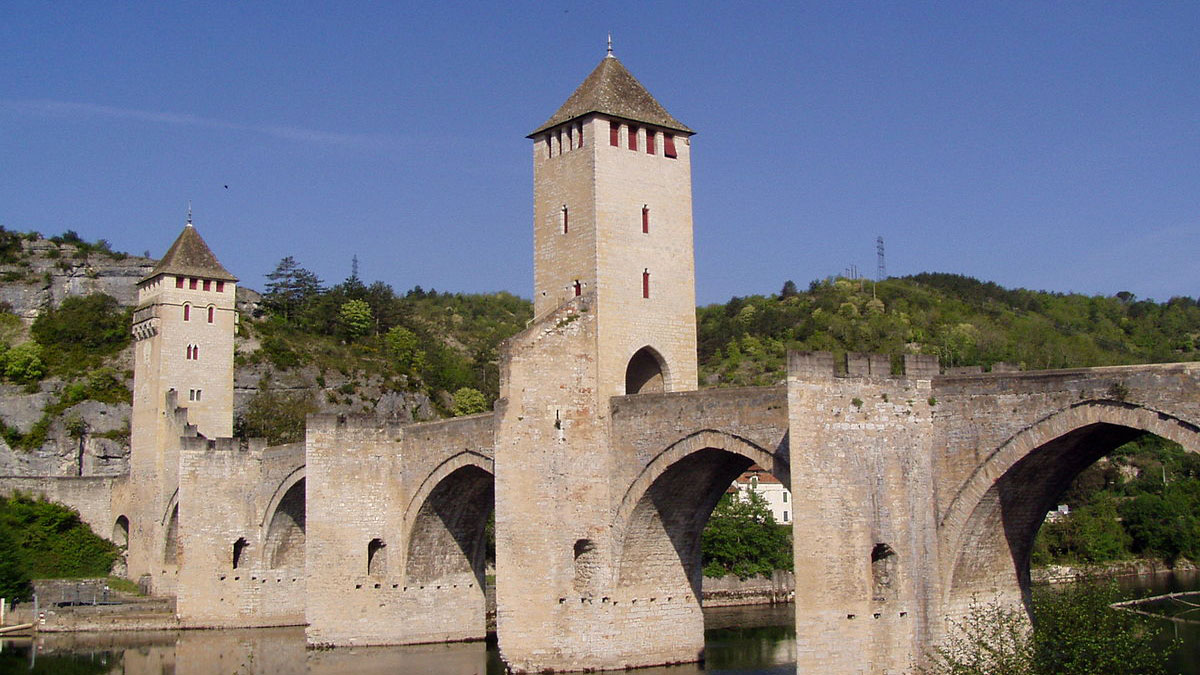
495 48 704 670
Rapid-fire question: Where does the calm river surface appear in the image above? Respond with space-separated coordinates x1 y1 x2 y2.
2 577 1197 674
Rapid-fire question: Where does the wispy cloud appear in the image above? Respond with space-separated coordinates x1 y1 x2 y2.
2 99 388 148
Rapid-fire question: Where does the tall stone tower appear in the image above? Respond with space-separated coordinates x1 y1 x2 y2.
495 49 701 671
528 47 698 400
124 218 237 588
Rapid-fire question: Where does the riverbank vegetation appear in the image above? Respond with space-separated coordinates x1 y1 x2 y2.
0 493 119 601
923 581 1170 675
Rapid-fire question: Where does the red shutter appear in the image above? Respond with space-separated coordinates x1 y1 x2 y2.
610 121 620 146
175 277 184 289
189 278 197 290
664 134 677 158
642 270 650 298
628 125 638 151
208 306 214 323
642 206 649 234
646 129 656 154
216 281 225 293
574 280 581 297
203 279 211 291
183 305 190 321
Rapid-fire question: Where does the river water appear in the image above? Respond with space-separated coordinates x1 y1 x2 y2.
0 578 1196 674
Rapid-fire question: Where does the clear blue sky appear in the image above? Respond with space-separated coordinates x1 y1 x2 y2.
2 2 1197 305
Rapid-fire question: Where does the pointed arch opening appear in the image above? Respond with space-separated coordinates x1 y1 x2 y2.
112 515 129 549
164 504 180 565
625 346 668 395
265 477 306 570
943 402 1200 619
405 464 494 588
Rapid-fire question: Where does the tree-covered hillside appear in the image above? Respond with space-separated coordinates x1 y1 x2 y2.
699 274 1200 387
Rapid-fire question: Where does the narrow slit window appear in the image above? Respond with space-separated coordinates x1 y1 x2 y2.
642 205 650 234
576 121 584 148
175 277 184 289
628 125 638 151
573 280 581 297
610 121 620 146
557 129 563 155
203 280 211 291
642 269 650 299
185 345 191 360
546 136 552 158
664 134 677 158
566 126 572 150
195 389 202 401
561 205 569 234
183 304 190 321
207 306 215 323
216 281 225 293
188 389 195 401
646 129 656 154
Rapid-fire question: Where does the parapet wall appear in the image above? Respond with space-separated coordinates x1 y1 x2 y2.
0 475 116 537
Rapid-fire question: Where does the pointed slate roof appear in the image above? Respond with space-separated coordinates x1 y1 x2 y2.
142 224 238 283
529 55 693 137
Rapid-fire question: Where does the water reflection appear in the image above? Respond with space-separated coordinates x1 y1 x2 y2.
0 605 795 675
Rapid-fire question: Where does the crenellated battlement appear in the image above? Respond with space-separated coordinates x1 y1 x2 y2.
788 351 941 380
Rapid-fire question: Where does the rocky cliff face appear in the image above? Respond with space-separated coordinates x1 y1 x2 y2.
0 238 155 320
0 236 435 479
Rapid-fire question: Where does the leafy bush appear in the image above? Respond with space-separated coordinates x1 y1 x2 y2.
31 294 130 376
922 582 1168 675
236 383 319 445
0 493 119 600
451 387 488 416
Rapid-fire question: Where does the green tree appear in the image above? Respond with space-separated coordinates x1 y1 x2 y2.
700 490 792 579
263 256 323 322
385 325 425 374
236 382 319 445
338 299 373 339
451 387 488 416
0 525 31 601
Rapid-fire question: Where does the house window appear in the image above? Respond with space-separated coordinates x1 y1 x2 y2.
573 280 581 297
628 125 638 151
642 205 649 234
207 306 215 323
642 269 650 299
610 121 620 146
561 205 568 234
664 134 677 158
216 281 225 293
646 129 656 154
783 511 789 523
183 304 190 321
783 492 788 503
175 277 184 289
189 278 197 290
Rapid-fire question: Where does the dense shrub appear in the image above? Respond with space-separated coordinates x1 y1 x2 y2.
0 494 119 600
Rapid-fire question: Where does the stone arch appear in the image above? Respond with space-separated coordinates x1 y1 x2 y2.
163 503 180 565
264 477 306 570
403 451 494 587
260 466 305 529
614 430 787 598
112 515 129 548
940 400 1200 613
625 345 669 395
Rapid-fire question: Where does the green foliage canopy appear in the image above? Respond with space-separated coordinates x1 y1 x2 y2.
0 494 119 601
701 490 792 579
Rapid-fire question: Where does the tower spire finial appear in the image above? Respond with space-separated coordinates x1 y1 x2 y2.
606 33 613 58
186 200 193 226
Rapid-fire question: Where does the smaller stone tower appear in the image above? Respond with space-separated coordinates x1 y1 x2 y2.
124 218 237 587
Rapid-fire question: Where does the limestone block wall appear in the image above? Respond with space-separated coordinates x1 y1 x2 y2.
175 437 305 627
787 351 939 674
305 413 494 647
496 295 645 671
